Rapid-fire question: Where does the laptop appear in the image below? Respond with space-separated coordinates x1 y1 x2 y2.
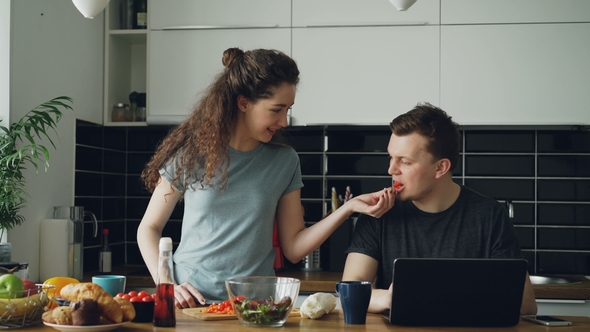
385 258 528 327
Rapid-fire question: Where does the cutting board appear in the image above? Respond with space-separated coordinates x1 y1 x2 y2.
183 308 300 321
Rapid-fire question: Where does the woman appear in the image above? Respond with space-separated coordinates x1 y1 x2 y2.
137 48 395 308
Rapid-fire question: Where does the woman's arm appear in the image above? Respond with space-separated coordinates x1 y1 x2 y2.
276 187 394 263
137 176 180 283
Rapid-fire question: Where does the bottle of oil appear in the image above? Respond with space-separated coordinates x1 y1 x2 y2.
99 229 112 273
153 237 176 327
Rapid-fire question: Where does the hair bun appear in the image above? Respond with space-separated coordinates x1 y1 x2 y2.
222 48 244 68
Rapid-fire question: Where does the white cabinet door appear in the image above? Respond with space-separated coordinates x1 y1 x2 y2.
150 0 291 29
148 29 291 121
293 0 440 26
291 26 439 125
440 24 590 125
442 0 590 24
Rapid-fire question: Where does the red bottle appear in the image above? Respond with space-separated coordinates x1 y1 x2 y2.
153 237 176 327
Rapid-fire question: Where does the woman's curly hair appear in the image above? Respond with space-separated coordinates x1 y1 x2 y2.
141 48 300 197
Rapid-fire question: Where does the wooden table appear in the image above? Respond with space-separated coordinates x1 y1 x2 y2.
26 310 590 331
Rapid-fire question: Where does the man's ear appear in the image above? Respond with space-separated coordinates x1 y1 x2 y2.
237 95 249 112
434 158 452 179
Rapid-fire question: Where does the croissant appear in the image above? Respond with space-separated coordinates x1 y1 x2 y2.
60 282 123 323
113 296 136 322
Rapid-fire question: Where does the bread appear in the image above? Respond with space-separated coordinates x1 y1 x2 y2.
60 283 123 323
52 306 73 325
300 293 337 319
70 299 102 326
113 296 136 321
42 310 55 324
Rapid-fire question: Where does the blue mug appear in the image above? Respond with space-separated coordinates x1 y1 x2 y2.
336 281 372 324
92 275 126 296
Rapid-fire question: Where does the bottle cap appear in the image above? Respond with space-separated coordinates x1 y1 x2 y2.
102 229 109 235
159 237 173 251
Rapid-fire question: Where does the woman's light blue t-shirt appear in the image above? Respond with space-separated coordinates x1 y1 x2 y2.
160 143 303 301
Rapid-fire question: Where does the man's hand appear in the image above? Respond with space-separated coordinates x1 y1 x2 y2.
369 283 393 313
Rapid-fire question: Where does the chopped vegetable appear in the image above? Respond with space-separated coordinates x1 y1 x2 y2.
393 181 402 190
201 299 235 314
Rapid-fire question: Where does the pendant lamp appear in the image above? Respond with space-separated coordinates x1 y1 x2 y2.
72 0 111 19
389 0 418 11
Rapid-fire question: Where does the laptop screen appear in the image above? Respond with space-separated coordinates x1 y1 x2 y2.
388 258 527 327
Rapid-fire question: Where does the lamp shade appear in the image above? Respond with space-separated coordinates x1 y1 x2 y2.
72 0 111 19
389 0 418 11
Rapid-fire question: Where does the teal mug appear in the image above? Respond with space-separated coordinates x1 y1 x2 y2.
92 275 126 296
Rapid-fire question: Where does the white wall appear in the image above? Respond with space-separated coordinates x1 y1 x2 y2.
8 0 104 282
0 2 9 190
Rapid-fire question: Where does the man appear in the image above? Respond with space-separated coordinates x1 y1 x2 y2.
342 103 537 315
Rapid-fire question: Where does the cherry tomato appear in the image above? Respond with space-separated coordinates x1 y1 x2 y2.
116 292 125 298
137 290 150 299
130 296 142 302
127 290 138 298
393 181 402 190
142 295 154 302
121 294 131 301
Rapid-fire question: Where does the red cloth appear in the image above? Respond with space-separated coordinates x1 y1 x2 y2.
273 219 284 269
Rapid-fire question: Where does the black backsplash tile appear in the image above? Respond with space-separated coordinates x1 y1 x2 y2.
512 203 535 225
537 252 590 275
538 228 590 250
103 174 126 197
326 155 389 176
127 126 173 152
299 154 323 176
326 126 390 152
538 179 590 201
538 204 590 226
76 146 103 172
538 131 590 153
103 150 126 174
76 121 103 147
464 179 535 201
75 122 590 275
75 172 102 196
284 127 325 152
127 152 152 174
103 127 127 150
538 155 590 177
465 131 535 153
514 227 534 249
465 155 534 177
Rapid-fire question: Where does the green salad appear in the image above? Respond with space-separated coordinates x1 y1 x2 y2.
232 295 293 324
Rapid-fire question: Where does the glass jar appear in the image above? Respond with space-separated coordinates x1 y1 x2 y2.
111 103 127 122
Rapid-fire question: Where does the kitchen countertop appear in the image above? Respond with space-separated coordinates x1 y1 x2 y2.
23 311 590 331
87 267 590 300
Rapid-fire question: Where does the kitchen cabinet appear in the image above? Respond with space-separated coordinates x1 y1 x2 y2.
441 0 590 24
291 26 439 125
440 23 590 125
103 0 148 126
536 299 590 317
149 0 290 29
147 29 291 123
292 0 440 26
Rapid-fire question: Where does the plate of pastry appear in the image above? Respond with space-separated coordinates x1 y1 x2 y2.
43 321 129 332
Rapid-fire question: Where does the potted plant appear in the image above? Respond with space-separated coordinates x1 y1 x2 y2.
0 96 73 261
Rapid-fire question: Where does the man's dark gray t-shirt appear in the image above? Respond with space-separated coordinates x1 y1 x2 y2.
345 185 522 290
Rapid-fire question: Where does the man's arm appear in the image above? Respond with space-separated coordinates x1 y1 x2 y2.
521 272 538 315
342 252 390 313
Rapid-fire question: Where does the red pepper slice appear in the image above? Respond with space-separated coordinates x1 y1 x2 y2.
393 181 402 190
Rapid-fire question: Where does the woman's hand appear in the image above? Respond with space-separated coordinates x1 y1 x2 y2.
174 282 206 308
348 187 395 218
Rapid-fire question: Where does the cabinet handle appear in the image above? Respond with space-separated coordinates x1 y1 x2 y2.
536 299 586 304
304 22 427 28
161 25 279 30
